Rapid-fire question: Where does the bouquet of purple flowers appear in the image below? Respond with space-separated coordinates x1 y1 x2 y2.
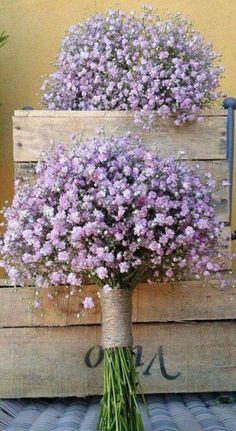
1 133 228 430
42 8 223 128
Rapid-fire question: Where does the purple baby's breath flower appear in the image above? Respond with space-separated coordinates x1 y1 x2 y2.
119 262 130 273
185 226 195 237
197 219 209 229
82 297 95 309
42 8 223 128
58 251 69 261
96 267 108 279
67 273 81 286
222 179 230 187
166 269 174 278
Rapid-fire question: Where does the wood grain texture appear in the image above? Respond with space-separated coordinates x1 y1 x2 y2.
0 321 235 398
0 279 235 328
14 109 227 117
13 111 227 162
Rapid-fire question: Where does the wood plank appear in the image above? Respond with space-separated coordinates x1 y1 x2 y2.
13 112 227 161
0 321 235 398
14 160 230 222
0 279 235 328
14 109 227 117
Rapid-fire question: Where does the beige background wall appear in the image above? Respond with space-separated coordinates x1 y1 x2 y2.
0 0 236 263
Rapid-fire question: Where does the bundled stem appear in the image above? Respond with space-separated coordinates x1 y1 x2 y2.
98 347 145 431
98 289 145 431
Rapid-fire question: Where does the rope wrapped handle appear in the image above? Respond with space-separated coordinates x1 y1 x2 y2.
100 289 133 349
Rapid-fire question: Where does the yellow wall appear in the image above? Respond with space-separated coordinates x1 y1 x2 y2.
0 0 236 258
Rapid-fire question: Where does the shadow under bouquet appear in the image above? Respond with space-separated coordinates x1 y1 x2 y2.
1 133 229 430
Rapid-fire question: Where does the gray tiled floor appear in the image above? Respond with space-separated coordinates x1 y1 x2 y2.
0 394 236 430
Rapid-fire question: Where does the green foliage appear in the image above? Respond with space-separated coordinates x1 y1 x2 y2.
0 31 9 48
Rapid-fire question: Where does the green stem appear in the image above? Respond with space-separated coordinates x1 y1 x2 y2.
98 347 145 431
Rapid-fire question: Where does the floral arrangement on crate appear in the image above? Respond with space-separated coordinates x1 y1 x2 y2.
42 7 223 128
1 133 230 431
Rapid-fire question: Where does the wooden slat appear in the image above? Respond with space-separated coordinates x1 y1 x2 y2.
13 111 227 161
0 321 235 398
0 279 235 328
14 109 227 117
14 160 230 222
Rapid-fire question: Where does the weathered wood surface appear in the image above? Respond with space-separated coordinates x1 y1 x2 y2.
0 278 236 328
0 321 235 398
14 160 230 222
13 111 227 161
0 279 235 328
8 109 235 399
14 109 227 117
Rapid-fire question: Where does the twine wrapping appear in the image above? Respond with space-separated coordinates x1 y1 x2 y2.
101 289 133 349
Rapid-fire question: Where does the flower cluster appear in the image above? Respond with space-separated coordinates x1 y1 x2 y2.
1 133 228 290
42 8 223 127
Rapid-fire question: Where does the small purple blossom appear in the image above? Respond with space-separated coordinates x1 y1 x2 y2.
33 300 41 309
96 267 108 279
67 273 82 286
222 179 230 187
82 297 95 309
166 269 174 278
185 226 195 237
119 262 130 273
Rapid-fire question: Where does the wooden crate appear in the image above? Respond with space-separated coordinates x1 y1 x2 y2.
0 108 233 398
0 279 236 398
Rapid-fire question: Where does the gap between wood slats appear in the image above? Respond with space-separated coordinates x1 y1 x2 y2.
0 319 235 330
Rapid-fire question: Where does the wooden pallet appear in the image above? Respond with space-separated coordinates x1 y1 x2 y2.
0 109 233 398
